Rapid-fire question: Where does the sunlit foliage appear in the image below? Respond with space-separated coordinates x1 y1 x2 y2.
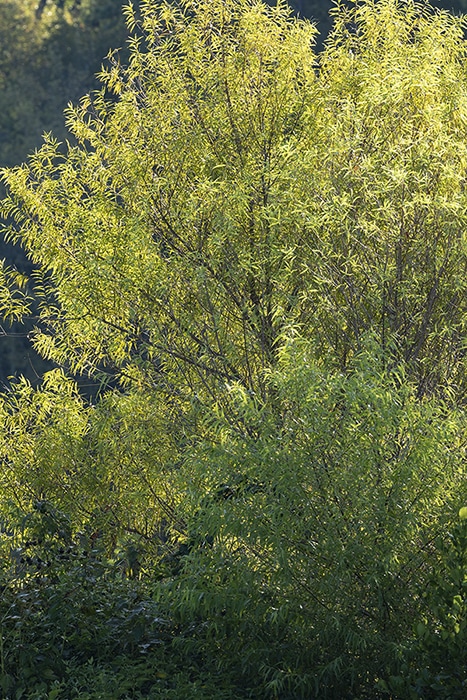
0 1 466 697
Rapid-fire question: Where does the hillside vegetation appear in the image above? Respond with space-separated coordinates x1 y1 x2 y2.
0 1 466 698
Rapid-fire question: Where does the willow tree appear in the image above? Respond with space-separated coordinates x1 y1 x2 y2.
1 1 467 698
2 0 467 402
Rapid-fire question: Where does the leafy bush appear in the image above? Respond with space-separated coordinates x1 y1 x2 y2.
400 509 467 699
157 339 467 698
0 503 171 699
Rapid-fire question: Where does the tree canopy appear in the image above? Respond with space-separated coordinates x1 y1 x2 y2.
3 0 467 399
0 1 466 697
